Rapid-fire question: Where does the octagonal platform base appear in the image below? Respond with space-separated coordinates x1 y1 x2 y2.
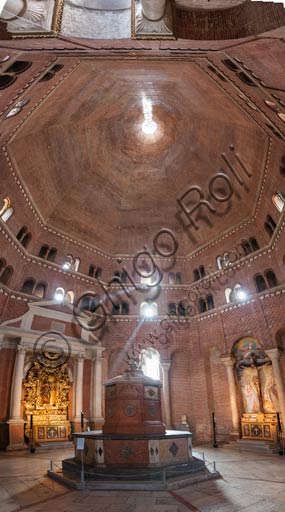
55 430 220 490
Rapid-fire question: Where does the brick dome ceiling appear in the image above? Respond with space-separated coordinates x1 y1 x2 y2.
6 58 274 255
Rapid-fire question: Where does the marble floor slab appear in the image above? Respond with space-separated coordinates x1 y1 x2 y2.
0 446 284 512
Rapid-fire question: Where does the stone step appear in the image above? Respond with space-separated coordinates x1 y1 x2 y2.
34 441 73 451
229 439 279 453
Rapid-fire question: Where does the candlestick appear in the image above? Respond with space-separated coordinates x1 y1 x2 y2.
81 411 84 430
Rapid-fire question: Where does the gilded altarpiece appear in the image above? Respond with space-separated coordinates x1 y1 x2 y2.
233 338 279 441
23 361 71 443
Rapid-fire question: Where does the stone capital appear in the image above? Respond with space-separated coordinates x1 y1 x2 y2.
264 347 280 361
220 355 234 367
160 360 171 371
92 347 105 361
17 344 26 355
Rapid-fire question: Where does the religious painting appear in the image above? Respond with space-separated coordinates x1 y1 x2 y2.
47 427 58 439
251 424 262 437
37 427 45 439
59 426 66 438
264 425 271 438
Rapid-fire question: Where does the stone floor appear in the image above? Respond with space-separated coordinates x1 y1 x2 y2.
0 445 284 512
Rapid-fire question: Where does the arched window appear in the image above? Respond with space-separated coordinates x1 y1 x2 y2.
225 287 232 304
39 72 55 82
21 233 32 248
0 75 16 89
114 271 120 278
51 64 64 73
265 270 278 288
38 245 49 259
90 297 99 313
272 192 285 213
193 269 200 281
241 239 251 255
47 247 57 262
89 265 95 277
254 274 267 293
79 295 90 310
217 256 223 270
222 58 239 71
121 270 128 283
112 303 120 315
73 257 80 272
34 282 46 299
65 290 74 304
63 255 73 271
264 215 276 238
175 272 182 284
95 267 102 279
21 279 35 295
199 265 206 278
17 226 31 248
54 287 65 301
6 60 32 74
280 156 285 177
168 272 175 284
39 64 63 82
0 266 13 285
198 297 207 313
0 259 6 273
168 303 177 316
178 301 187 316
17 226 27 241
141 348 160 381
1 206 13 222
249 237 259 251
223 253 233 268
207 294 214 310
233 283 242 300
237 71 257 87
121 302 129 315
140 301 158 318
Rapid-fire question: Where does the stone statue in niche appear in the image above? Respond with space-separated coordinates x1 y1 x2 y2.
239 366 261 414
259 364 279 413
233 337 279 415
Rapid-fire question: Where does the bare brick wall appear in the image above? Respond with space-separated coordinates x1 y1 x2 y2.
176 1 285 40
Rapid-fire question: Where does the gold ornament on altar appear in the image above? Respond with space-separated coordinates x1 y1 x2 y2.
23 360 71 442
